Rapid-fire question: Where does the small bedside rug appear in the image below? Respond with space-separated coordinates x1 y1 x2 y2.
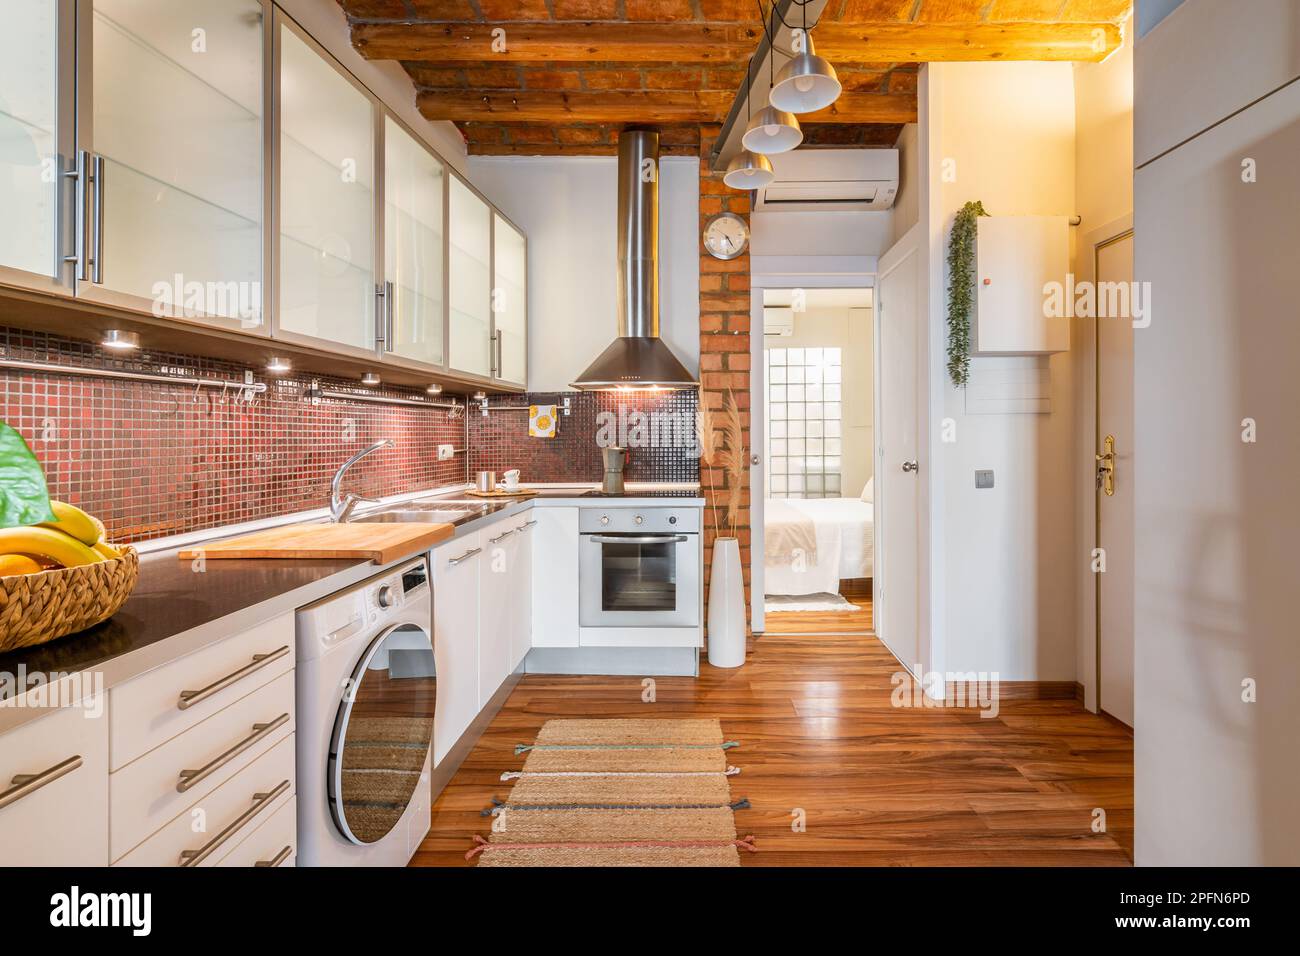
469 718 753 867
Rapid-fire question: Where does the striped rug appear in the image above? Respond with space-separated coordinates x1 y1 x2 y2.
469 718 754 867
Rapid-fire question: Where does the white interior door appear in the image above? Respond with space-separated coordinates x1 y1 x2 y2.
1097 232 1135 727
875 245 921 670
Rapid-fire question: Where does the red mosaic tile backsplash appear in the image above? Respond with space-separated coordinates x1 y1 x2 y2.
1 326 700 544
0 326 467 544
468 390 699 485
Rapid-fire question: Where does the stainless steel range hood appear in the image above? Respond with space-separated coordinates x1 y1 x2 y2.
570 130 697 391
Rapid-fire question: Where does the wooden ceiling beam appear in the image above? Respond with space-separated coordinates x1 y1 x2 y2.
353 20 1122 63
418 89 917 123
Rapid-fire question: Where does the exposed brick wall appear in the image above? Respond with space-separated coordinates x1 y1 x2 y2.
698 124 752 636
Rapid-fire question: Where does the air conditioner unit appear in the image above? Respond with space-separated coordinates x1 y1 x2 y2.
764 307 794 337
754 148 899 212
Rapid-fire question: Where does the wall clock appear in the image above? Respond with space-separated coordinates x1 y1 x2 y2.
702 212 750 260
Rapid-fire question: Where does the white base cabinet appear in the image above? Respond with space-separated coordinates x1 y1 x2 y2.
431 530 482 765
529 507 580 648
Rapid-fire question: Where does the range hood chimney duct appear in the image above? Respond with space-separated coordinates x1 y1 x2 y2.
570 130 697 390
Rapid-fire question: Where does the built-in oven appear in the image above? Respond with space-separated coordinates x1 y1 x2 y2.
579 508 701 629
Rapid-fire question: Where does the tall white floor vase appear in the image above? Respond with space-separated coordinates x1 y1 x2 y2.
707 537 746 668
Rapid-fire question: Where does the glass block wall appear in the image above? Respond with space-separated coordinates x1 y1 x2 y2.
764 346 844 498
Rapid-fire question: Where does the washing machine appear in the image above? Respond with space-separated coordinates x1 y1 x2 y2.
296 557 436 866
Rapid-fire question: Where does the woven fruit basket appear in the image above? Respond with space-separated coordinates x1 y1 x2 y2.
0 548 139 653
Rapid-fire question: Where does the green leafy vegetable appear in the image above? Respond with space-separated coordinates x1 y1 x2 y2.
0 422 55 528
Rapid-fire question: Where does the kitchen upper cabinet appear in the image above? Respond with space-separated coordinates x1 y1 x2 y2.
448 176 493 378
493 213 527 387
276 20 376 355
80 0 266 329
383 116 445 368
0 0 71 294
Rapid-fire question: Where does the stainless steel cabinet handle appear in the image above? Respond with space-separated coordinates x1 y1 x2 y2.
489 527 516 544
589 534 689 545
177 645 290 711
62 151 88 280
179 779 289 867
255 845 293 868
0 755 82 810
89 154 104 284
901 460 919 473
176 713 290 793
519 520 538 531
448 547 481 567
495 332 503 378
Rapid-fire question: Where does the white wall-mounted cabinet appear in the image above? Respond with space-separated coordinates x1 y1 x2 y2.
973 215 1070 355
0 0 527 390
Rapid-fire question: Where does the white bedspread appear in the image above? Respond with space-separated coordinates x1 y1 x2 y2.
763 497 874 596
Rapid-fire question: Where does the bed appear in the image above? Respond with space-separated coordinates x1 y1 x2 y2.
763 496 875 597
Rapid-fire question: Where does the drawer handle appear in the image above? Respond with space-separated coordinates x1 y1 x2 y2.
489 528 516 544
520 519 538 531
0 755 82 810
179 779 290 867
178 645 290 711
447 547 481 567
177 713 291 793
255 845 293 868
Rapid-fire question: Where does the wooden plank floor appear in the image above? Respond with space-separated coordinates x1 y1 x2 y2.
412 629 1133 866
763 590 874 634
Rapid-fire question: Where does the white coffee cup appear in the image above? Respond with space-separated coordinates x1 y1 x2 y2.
502 469 520 490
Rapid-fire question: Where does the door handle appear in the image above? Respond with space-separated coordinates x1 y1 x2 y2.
589 534 689 544
89 154 104 284
63 150 88 281
901 460 919 473
1096 434 1116 497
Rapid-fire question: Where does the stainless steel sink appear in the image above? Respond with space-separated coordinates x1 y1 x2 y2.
352 501 488 524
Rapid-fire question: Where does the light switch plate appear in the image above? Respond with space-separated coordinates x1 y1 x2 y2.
975 469 994 489
437 444 454 460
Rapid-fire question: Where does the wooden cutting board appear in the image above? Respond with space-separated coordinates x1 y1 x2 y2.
177 521 454 565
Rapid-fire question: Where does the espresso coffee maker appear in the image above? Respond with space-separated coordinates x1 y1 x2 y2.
602 446 627 494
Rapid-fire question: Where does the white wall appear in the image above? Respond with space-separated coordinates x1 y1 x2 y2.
1134 0 1300 867
926 61 1080 681
466 155 700 392
752 209 894 258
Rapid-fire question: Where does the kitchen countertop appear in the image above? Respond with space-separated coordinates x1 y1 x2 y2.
0 483 702 733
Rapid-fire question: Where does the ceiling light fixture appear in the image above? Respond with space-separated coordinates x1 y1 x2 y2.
742 2 803 155
361 372 381 386
100 330 140 351
426 383 443 395
725 51 776 190
266 356 291 373
769 2 841 115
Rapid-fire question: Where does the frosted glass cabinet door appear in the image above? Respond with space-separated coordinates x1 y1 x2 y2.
493 213 527 386
0 1 69 290
277 24 375 353
384 117 444 368
87 0 264 327
448 177 492 378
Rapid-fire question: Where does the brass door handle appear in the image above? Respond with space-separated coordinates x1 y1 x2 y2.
1096 434 1116 497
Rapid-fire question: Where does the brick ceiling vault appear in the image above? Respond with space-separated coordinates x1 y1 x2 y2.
336 1 1132 155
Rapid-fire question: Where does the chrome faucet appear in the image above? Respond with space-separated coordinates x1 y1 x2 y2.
330 438 395 522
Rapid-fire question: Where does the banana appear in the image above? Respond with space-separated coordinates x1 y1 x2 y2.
39 500 103 546
0 527 103 568
92 541 121 560
0 554 44 576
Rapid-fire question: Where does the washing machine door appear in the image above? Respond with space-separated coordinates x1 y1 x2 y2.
328 622 436 845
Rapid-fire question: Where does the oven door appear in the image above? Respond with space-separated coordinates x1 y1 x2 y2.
580 532 700 628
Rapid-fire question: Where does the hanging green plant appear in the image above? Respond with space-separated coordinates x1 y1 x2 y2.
946 200 987 388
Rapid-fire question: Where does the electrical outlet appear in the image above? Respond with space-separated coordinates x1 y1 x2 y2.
975 469 994 489
437 444 454 461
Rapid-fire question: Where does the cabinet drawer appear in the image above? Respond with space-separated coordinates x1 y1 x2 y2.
216 796 297 868
109 670 295 862
0 701 109 866
114 733 295 867
110 613 294 770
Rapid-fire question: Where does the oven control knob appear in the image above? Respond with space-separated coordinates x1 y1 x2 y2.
377 585 395 609
669 516 677 524
634 515 644 525
600 514 610 525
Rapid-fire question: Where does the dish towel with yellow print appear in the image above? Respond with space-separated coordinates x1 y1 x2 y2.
529 405 557 438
